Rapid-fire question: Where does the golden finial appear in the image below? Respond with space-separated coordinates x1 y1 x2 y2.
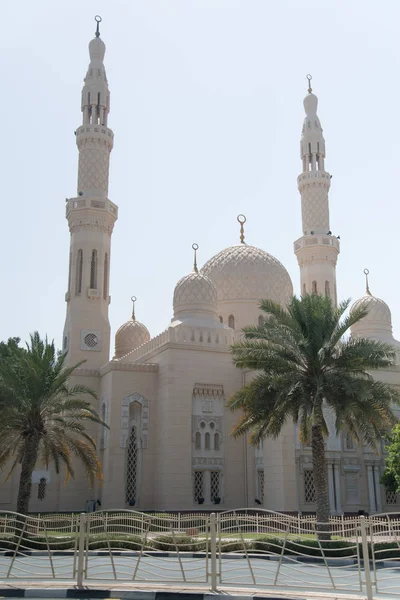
192 243 199 273
237 214 246 244
131 295 137 319
306 74 313 94
364 269 372 296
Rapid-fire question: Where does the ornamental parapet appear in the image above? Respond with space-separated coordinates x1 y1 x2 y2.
76 124 114 150
298 170 331 192
294 234 340 253
65 196 118 219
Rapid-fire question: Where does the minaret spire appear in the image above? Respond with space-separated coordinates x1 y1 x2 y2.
294 77 340 304
63 19 118 368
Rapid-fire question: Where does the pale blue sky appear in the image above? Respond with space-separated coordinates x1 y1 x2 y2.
1 0 399 349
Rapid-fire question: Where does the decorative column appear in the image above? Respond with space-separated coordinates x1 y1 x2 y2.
294 75 340 304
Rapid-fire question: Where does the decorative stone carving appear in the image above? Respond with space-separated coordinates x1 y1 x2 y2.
120 393 149 448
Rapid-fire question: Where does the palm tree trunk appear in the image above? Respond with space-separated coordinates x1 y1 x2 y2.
311 425 330 540
17 436 39 515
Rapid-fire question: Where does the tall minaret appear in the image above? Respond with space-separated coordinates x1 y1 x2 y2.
294 75 340 305
63 17 118 368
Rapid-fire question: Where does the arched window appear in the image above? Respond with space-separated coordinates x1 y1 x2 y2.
125 427 138 506
100 403 107 450
90 250 98 289
219 316 223 323
258 315 263 328
195 432 201 449
68 252 72 293
103 252 109 300
325 280 330 297
38 478 47 501
214 432 220 451
312 281 317 294
75 249 83 295
205 432 210 450
228 315 235 329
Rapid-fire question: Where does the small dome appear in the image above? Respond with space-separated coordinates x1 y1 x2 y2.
89 37 106 62
350 293 393 340
114 301 150 359
304 92 318 116
201 245 292 305
173 271 217 317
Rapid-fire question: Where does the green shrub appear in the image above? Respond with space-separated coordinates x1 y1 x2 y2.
252 536 358 558
0 534 75 550
151 535 204 552
88 533 145 551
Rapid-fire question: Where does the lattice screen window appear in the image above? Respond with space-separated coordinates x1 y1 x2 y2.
76 249 83 295
304 469 316 503
103 252 109 300
258 470 265 504
210 471 220 501
345 432 355 450
193 471 204 502
125 427 138 506
90 249 98 289
386 490 399 505
38 478 47 501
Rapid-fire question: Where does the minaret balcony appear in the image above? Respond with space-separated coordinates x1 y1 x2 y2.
297 170 331 192
65 196 118 219
294 235 340 253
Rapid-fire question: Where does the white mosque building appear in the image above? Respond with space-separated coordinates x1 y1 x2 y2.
1 22 400 515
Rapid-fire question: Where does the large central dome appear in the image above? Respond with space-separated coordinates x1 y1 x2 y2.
201 244 293 305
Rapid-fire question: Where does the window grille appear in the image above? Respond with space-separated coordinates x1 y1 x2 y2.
325 280 330 297
386 489 398 505
205 432 210 450
125 427 138 505
214 432 220 451
345 432 354 450
228 315 235 329
90 250 98 289
312 281 317 294
76 249 83 295
193 470 204 502
210 471 220 501
38 478 47 501
258 470 265 503
304 470 316 503
103 253 109 300
195 432 201 449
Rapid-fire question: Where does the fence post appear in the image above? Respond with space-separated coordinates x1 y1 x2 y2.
76 512 86 588
360 515 373 600
209 512 217 592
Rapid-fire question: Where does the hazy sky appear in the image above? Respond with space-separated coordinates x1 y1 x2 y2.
1 0 400 350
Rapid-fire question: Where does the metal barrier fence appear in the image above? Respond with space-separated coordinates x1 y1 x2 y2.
3 509 400 598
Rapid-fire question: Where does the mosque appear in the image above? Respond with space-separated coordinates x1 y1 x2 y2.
1 20 399 514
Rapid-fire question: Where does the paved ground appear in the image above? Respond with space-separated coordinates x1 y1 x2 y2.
1 554 400 597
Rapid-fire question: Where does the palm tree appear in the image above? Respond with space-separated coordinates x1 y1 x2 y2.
228 294 399 528
0 332 106 514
